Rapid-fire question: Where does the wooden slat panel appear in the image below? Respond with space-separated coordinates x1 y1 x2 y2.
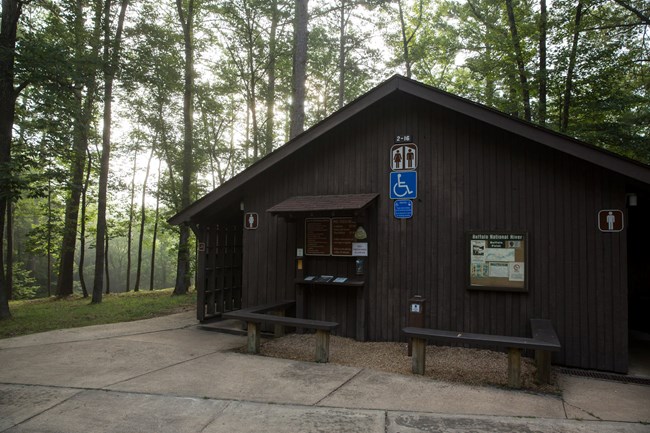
209 91 635 372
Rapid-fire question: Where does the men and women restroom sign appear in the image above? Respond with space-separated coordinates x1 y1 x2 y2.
390 141 417 218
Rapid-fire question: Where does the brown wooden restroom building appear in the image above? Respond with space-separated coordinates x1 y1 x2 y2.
170 75 650 374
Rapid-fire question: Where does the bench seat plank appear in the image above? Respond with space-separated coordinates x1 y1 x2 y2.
402 327 559 351
236 300 296 315
403 319 561 387
223 306 339 363
223 311 338 331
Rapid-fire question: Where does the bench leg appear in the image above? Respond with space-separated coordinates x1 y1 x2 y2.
411 337 426 375
272 310 285 338
315 330 330 363
508 348 521 388
535 350 552 384
247 322 260 354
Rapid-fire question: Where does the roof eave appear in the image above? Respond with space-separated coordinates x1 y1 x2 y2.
169 75 650 225
168 77 401 225
396 78 650 184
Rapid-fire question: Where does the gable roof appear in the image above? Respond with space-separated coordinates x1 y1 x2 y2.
169 75 650 225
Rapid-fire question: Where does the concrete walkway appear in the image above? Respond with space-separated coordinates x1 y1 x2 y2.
1 312 648 433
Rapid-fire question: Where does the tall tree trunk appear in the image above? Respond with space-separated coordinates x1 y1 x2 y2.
104 228 110 294
397 0 424 80
93 0 129 304
150 159 161 291
264 0 278 155
561 0 583 133
47 177 52 297
397 0 411 79
174 0 195 295
0 0 24 318
56 0 101 297
126 150 136 292
505 0 531 121
289 0 308 139
134 147 154 292
338 0 346 109
538 0 547 125
0 198 6 317
6 201 13 300
78 149 92 298
485 43 495 106
245 6 260 160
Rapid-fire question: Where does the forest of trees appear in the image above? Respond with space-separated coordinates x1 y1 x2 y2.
0 0 648 318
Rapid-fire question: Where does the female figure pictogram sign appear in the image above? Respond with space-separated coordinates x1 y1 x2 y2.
391 144 417 171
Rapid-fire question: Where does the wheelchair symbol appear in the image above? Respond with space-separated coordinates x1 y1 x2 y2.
393 174 413 197
390 171 416 199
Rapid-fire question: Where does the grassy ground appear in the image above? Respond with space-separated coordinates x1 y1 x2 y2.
0 288 196 339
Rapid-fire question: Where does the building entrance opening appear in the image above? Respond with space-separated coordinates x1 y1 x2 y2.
627 191 650 377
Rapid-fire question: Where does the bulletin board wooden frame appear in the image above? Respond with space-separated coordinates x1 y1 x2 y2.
467 231 528 292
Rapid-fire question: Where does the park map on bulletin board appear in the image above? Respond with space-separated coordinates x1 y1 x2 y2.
469 232 527 292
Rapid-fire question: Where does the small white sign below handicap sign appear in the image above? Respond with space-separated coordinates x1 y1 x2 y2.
390 171 417 199
394 199 413 219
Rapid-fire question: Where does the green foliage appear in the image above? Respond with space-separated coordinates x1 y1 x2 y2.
11 262 41 300
391 0 650 164
0 289 196 338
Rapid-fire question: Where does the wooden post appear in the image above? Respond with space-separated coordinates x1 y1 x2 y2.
273 310 286 337
356 285 366 341
508 348 521 388
315 330 330 363
535 350 552 384
247 322 260 354
411 337 426 375
296 285 305 334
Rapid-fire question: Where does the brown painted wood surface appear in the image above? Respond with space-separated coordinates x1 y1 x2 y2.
196 91 634 373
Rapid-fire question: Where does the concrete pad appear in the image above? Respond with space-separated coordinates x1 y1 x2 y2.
108 351 362 405
0 311 196 349
115 327 246 352
0 384 80 431
201 400 385 433
319 368 566 418
387 412 650 433
3 389 385 433
559 375 650 423
0 337 215 388
3 389 231 433
563 400 600 421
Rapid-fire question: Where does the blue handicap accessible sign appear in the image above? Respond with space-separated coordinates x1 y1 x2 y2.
394 199 413 219
390 171 417 199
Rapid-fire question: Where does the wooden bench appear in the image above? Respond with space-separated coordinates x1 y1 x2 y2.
402 319 561 388
223 301 339 363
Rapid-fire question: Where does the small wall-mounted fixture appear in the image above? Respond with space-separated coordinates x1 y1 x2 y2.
627 193 638 207
240 201 245 211
354 225 367 241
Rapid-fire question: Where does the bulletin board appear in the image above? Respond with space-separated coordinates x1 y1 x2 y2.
305 217 357 256
468 232 528 292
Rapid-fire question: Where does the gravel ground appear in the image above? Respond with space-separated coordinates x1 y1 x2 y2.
255 333 559 393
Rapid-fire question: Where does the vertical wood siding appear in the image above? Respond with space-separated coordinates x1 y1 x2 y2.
204 91 631 372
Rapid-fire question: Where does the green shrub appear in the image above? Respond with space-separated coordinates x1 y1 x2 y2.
11 262 40 300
